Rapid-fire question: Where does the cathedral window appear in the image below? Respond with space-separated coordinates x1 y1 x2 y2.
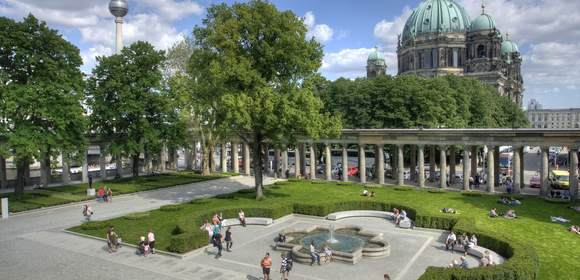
432 49 438 68
477 45 486 58
453 48 459 67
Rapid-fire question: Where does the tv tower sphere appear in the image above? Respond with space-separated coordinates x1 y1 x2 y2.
109 0 128 18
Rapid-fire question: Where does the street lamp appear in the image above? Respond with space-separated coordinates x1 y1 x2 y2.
109 0 129 54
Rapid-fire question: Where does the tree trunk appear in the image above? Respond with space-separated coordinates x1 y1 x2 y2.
15 158 30 198
132 154 139 177
253 140 264 200
40 149 51 188
202 145 211 176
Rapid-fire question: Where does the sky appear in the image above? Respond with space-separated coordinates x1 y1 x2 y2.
1 0 579 109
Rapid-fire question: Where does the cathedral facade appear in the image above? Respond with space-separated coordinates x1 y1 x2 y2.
368 0 524 106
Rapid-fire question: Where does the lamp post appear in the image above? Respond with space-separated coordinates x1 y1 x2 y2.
109 0 129 54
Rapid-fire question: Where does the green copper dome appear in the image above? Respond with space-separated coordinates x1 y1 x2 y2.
471 13 496 31
501 40 519 55
368 47 385 61
402 0 471 42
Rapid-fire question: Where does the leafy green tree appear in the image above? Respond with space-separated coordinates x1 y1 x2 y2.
190 0 341 198
87 41 177 177
0 15 86 197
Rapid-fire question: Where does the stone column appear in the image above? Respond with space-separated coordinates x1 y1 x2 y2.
0 156 7 189
325 144 332 181
570 148 579 200
449 146 456 185
309 144 316 180
463 147 471 190
440 145 447 188
540 146 549 196
82 150 89 183
397 144 404 186
487 146 495 193
359 144 366 184
99 145 107 179
471 146 478 178
377 145 385 185
519 146 525 190
410 146 417 182
342 145 349 182
294 146 301 178
494 146 500 186
221 144 227 173
300 144 307 178
513 146 522 194
281 148 289 178
243 143 251 176
418 145 425 188
429 146 437 182
61 154 71 184
232 142 239 174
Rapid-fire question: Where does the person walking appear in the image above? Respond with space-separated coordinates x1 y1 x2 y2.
88 174 93 189
212 232 223 258
261 252 272 280
280 252 292 280
147 229 156 254
106 226 119 253
384 274 391 280
225 227 233 252
106 187 113 203
82 204 93 221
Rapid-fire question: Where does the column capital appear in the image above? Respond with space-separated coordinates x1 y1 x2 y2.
438 144 447 151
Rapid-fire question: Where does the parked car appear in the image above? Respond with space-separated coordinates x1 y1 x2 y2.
529 174 541 188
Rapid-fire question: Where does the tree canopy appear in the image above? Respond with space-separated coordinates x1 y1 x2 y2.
316 75 528 129
190 0 341 198
87 41 183 177
0 15 87 196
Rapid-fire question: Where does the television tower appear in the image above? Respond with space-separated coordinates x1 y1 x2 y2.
109 0 129 54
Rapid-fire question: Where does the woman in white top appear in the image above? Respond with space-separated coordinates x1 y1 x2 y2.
238 210 246 227
147 230 156 254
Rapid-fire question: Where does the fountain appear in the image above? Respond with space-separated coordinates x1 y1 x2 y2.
275 224 390 264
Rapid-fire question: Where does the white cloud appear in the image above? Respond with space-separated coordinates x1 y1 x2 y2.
303 11 334 44
373 7 412 47
0 0 203 73
321 47 396 79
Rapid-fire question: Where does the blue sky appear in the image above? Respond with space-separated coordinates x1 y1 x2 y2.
1 0 579 109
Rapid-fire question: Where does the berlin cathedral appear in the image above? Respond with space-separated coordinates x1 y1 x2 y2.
366 0 524 106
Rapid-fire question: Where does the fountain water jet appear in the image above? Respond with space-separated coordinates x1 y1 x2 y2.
328 224 339 243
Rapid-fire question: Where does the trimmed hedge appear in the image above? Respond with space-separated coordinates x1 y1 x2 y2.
167 231 208 253
80 221 111 230
123 212 150 220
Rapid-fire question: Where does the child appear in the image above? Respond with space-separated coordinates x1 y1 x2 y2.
82 204 93 221
225 227 233 251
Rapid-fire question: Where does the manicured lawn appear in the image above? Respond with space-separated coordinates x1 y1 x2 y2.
0 172 232 214
69 181 579 279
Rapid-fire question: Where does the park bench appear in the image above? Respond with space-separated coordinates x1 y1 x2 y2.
221 217 273 227
326 210 394 221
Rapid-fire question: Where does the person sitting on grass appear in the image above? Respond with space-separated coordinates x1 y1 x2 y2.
441 208 457 214
370 191 376 198
489 208 499 218
504 209 517 219
499 196 510 205
569 225 580 235
445 231 457 252
361 188 369 196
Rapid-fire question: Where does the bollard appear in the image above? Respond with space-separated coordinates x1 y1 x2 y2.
1 197 8 219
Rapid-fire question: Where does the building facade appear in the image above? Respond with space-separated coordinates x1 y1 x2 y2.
527 108 580 129
396 0 523 106
366 47 387 78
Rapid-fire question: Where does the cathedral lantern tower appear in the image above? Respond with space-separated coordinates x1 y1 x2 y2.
367 46 387 78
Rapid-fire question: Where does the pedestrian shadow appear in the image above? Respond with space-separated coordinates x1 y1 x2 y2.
246 276 260 280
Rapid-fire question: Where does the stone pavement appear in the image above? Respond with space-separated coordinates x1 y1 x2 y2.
0 176 275 280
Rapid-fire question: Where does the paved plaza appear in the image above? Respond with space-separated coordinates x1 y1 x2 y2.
0 175 484 280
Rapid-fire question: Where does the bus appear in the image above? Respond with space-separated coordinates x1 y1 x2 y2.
499 153 512 176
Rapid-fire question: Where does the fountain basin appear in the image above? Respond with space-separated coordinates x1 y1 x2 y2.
275 224 390 265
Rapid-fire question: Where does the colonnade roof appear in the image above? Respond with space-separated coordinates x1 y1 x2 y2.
299 129 580 147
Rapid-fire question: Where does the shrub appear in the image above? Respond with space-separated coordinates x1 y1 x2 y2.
160 204 183 212
80 221 111 230
171 225 185 235
167 232 207 253
415 214 457 230
123 212 150 220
